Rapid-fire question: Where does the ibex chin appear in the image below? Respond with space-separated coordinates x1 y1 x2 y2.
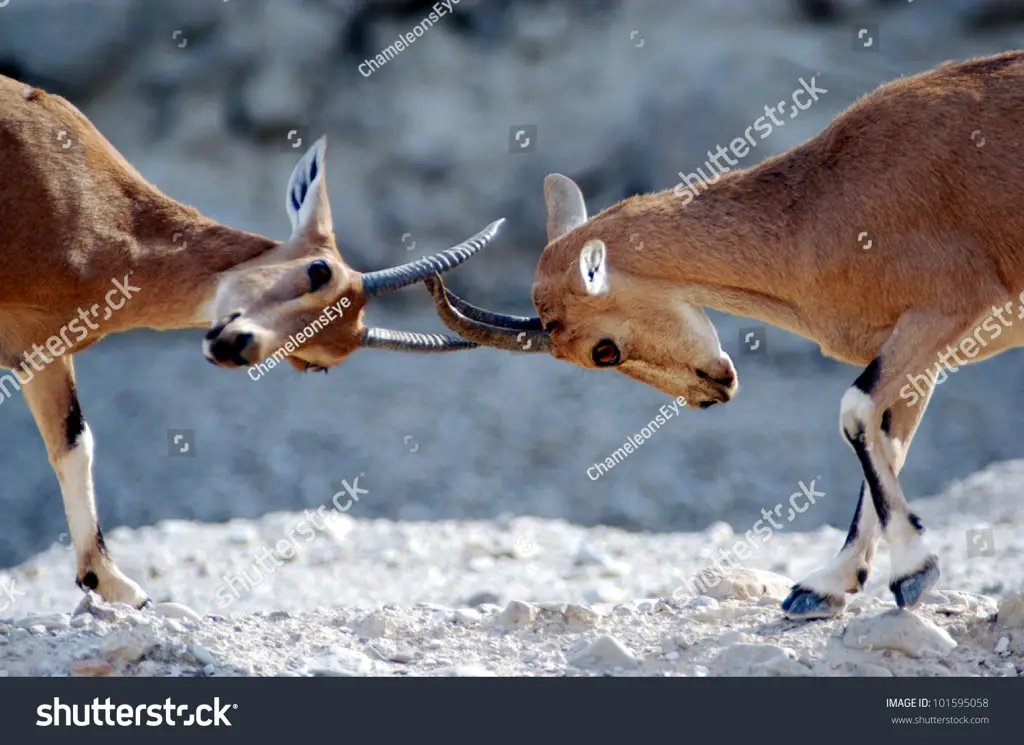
425 50 1024 619
0 74 502 607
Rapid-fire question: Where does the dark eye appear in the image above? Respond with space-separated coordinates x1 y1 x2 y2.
307 260 332 292
591 339 621 367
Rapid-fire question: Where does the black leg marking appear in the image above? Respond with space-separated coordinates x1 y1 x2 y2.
65 386 85 449
853 357 881 394
856 567 868 589
842 483 866 548
880 408 892 434
96 526 108 555
77 571 99 591
908 513 924 534
845 427 890 528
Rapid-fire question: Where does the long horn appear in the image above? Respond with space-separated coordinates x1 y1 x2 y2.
439 283 543 331
361 218 505 298
423 275 551 353
360 327 479 352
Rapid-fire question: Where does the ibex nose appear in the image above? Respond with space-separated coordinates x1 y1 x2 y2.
205 330 256 367
696 364 736 391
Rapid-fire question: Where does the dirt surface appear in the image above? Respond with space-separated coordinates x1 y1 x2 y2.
2 460 1021 676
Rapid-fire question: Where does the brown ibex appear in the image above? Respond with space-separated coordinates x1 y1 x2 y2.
424 51 1024 618
0 74 501 607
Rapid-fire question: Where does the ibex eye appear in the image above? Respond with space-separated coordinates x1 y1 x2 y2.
307 260 332 292
591 339 621 367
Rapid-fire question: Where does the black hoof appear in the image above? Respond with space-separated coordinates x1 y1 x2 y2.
781 585 845 620
136 597 153 610
890 556 940 609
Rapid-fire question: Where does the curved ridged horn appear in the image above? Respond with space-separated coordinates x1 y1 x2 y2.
359 327 478 352
361 219 505 298
438 282 543 331
423 275 551 353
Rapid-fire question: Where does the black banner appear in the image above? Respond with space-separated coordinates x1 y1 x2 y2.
0 677 1015 742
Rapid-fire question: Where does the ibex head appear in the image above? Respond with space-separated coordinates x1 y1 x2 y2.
204 137 503 371
424 173 737 407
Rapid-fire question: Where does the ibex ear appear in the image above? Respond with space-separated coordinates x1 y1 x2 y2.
544 173 588 242
579 239 609 296
286 136 332 240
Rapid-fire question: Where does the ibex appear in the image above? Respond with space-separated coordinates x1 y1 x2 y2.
425 50 1024 619
0 74 501 607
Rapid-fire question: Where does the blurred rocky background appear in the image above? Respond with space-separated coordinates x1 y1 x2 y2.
3 0 1024 567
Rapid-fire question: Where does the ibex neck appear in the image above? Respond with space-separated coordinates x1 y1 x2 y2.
612 168 812 336
120 192 279 331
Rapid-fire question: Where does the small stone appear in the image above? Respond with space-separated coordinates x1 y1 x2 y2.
843 610 957 658
70 614 93 629
348 612 390 639
692 664 710 677
390 647 418 663
995 636 1010 655
73 592 119 622
570 635 639 670
665 651 680 661
714 643 807 676
719 630 754 646
309 648 371 677
564 604 600 628
151 602 203 624
496 601 537 629
188 644 217 667
997 595 1024 628
452 608 482 625
101 632 157 663
70 659 116 677
28 625 47 635
163 619 185 634
268 611 291 621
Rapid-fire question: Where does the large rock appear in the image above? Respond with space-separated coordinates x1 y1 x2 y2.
843 611 957 659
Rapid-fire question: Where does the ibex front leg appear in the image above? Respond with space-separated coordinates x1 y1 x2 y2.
22 355 148 607
783 384 932 618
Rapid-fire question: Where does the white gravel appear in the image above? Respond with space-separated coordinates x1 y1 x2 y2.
1 460 1022 677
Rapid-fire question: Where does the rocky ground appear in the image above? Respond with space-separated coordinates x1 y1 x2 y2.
2 460 1022 677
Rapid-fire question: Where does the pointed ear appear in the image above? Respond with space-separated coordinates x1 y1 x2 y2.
286 136 332 239
544 173 587 242
579 239 609 296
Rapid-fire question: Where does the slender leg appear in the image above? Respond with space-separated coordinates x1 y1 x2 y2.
783 385 932 618
20 355 148 606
